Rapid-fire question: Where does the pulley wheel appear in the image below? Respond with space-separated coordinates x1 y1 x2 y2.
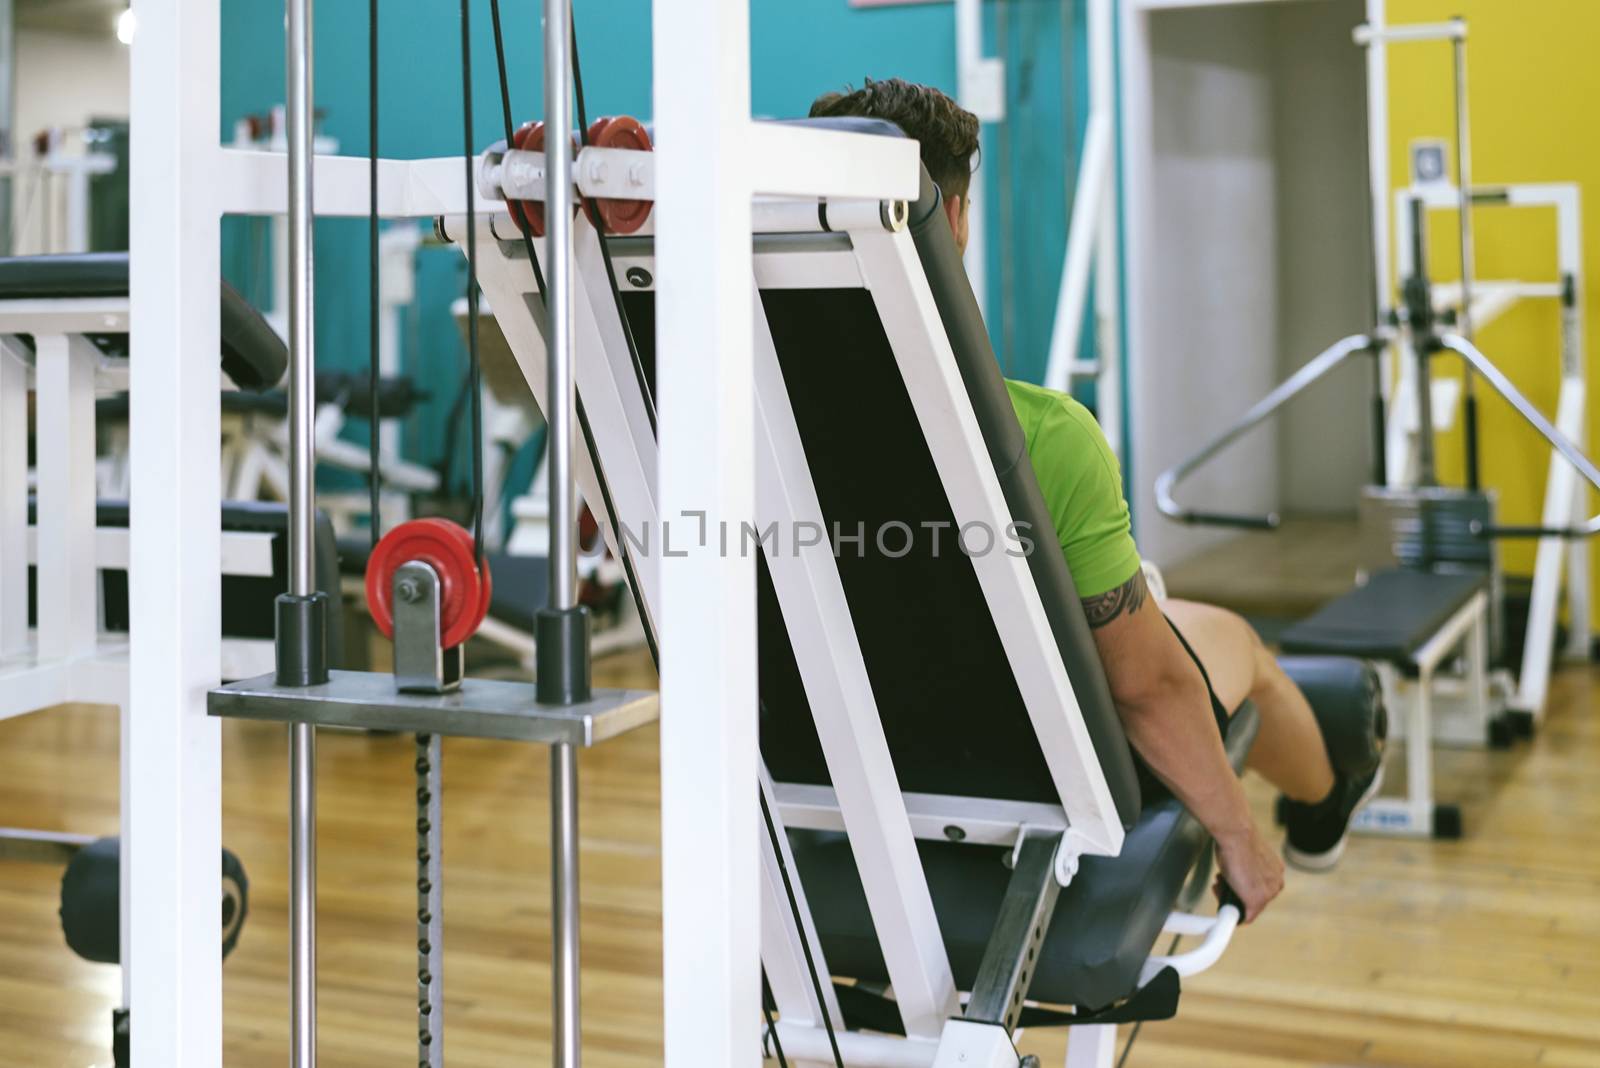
506 121 582 239
586 115 654 235
366 518 492 650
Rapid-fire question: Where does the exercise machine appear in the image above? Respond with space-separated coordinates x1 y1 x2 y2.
473 95 1383 1064
1154 15 1600 839
204 3 659 1067
136 1 1381 1065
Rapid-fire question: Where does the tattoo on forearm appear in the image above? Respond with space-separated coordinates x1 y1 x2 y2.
1083 570 1148 629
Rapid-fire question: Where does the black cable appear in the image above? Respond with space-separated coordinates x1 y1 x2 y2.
367 0 381 551
762 971 790 1068
1114 931 1182 1068
758 785 845 1068
568 8 656 431
485 0 659 667
460 0 486 564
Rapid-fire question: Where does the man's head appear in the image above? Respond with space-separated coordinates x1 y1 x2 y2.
809 77 979 254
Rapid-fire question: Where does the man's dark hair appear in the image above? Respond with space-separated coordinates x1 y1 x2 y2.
809 77 979 204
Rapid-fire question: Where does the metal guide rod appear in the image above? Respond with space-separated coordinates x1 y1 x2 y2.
1451 22 1476 341
1451 21 1481 489
546 0 576 614
552 742 580 1067
544 3 582 1066
1153 332 1376 527
286 0 319 1063
1438 332 1600 534
1409 196 1438 487
1359 0 1395 493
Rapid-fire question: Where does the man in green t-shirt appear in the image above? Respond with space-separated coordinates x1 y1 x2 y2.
812 79 1381 924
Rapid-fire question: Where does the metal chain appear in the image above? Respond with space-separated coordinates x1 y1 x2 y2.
416 733 444 1067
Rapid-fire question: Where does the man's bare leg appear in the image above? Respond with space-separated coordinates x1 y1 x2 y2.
1163 598 1335 804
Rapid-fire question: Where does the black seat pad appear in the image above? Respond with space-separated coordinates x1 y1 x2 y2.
790 701 1260 1011
1278 567 1486 668
0 253 287 392
482 551 552 631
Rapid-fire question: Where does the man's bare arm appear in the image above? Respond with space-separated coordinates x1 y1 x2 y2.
1085 570 1282 920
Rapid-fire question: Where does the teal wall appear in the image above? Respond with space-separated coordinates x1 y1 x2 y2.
218 0 1091 479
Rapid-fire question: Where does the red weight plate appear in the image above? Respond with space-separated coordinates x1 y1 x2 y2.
507 121 547 238
589 115 653 235
365 518 485 649
505 121 584 239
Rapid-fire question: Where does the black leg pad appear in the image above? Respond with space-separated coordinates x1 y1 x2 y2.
1277 656 1388 778
60 837 250 964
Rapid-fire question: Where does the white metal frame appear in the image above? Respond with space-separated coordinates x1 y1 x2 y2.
1349 590 1488 838
1042 0 1124 462
1389 181 1590 720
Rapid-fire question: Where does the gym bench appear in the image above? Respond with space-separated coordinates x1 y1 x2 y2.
0 251 312 1064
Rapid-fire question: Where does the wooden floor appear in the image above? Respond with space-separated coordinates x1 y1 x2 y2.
2 648 1598 1067
1162 516 1364 620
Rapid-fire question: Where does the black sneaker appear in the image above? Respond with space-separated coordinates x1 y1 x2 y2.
1282 764 1384 872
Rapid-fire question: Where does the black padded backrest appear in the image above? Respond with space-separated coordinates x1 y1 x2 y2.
611 119 1139 826
0 253 287 392
902 160 1141 825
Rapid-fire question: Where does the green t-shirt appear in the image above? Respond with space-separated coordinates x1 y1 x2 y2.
1004 379 1141 598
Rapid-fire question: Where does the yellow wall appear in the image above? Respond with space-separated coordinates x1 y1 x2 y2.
1387 0 1597 592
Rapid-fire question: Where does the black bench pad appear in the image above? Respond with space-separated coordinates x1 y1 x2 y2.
1278 567 1486 669
0 252 287 392
483 551 551 631
789 699 1260 1011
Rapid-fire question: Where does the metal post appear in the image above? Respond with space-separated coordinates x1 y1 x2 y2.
286 0 319 1063
1409 196 1437 488
1451 20 1481 489
546 0 576 613
1360 0 1404 493
552 742 580 1067
544 0 581 1063
1362 0 1394 333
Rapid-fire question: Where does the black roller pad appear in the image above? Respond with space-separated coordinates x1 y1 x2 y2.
59 837 250 965
1277 656 1387 778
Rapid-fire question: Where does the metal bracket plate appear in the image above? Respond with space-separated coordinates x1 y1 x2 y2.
208 670 657 746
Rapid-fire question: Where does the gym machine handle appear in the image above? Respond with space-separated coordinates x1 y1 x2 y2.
1437 333 1600 538
1139 880 1244 986
1472 523 1592 540
1174 510 1280 532
1155 333 1377 530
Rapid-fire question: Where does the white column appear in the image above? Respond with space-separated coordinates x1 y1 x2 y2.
1090 0 1124 460
654 1 758 1066
33 333 98 661
128 0 224 1061
0 339 28 656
